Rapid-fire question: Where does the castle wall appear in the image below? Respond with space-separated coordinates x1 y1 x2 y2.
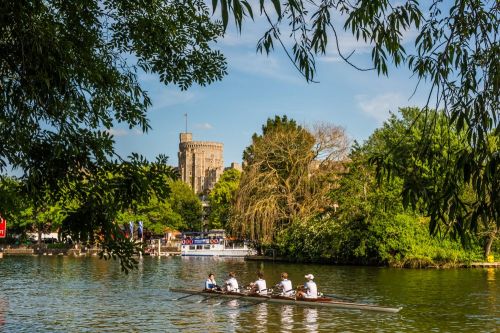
178 133 224 194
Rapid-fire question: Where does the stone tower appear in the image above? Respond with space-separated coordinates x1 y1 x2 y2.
178 133 224 194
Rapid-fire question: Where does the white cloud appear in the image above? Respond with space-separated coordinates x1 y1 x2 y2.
195 123 214 130
107 128 143 137
226 51 302 84
150 89 196 111
356 93 407 123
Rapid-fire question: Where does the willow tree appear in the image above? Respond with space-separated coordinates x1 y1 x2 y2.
232 116 348 246
213 0 499 246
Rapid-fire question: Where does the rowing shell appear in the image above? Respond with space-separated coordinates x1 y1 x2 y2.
170 288 402 313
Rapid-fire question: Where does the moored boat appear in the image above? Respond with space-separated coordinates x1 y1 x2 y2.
180 230 256 257
169 288 403 313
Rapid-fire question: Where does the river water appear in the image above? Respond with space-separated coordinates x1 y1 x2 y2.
0 256 497 332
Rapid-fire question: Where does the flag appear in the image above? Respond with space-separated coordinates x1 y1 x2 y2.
138 221 143 239
129 221 134 238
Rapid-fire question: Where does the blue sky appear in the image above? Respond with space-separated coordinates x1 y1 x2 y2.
113 12 430 168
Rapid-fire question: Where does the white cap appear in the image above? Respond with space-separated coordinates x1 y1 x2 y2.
305 274 314 280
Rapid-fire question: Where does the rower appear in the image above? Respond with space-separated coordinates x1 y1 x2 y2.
224 272 239 292
249 271 267 295
205 273 220 291
296 274 318 299
275 272 293 297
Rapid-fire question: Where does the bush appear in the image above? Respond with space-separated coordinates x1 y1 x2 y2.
276 213 484 267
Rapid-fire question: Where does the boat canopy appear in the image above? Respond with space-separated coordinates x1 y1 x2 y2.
181 230 225 239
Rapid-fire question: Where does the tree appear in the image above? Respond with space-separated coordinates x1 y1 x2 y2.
276 130 485 267
1 0 226 183
0 177 23 225
232 116 347 246
368 107 498 258
60 155 177 271
115 197 185 237
167 180 203 231
1 0 226 269
207 168 241 230
213 0 499 240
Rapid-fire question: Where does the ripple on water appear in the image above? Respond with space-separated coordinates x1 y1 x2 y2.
0 256 498 332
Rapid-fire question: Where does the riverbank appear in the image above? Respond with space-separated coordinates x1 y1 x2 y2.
0 245 181 257
244 255 500 268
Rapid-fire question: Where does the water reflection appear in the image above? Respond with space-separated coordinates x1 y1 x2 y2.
0 297 7 327
255 302 268 332
486 268 495 281
280 305 294 332
1 256 498 332
304 308 318 333
227 299 241 332
485 268 497 326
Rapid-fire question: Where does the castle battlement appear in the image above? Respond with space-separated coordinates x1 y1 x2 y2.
178 133 224 194
180 141 223 150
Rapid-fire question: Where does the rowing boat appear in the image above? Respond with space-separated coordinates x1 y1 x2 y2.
169 288 402 313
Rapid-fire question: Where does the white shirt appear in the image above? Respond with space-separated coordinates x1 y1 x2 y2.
205 278 217 289
304 280 317 299
279 279 293 296
225 277 239 292
254 278 267 295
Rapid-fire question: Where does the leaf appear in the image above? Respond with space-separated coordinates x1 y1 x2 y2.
271 0 281 17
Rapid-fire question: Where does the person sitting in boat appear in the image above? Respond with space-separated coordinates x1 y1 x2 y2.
223 272 239 292
249 271 268 295
296 274 318 299
205 273 220 291
275 272 293 297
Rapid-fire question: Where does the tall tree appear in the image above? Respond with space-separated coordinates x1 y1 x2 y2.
1 0 225 182
60 155 177 271
167 180 203 231
213 0 499 239
232 116 347 246
368 107 497 258
207 168 241 230
1 0 225 268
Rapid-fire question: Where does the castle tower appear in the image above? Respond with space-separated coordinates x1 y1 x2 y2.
178 133 224 194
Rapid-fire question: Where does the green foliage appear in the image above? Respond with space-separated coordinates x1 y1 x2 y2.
234 116 344 247
369 108 498 257
243 115 302 165
213 1 499 239
117 179 202 234
1 0 226 270
208 168 241 230
0 176 25 227
168 180 202 231
60 155 177 272
276 152 484 266
275 112 488 266
233 115 316 244
1 0 226 182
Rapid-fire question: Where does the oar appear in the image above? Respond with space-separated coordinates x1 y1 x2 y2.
170 290 206 301
213 290 259 307
239 298 269 310
322 293 357 302
213 294 244 306
196 293 222 303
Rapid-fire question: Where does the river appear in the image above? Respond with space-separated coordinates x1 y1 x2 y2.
0 256 497 332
